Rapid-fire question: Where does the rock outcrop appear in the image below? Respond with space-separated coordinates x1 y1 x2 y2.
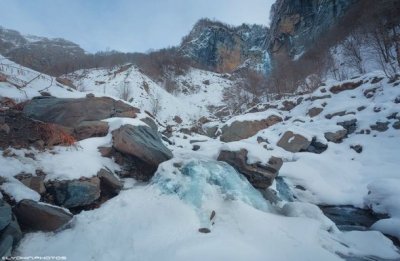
179 19 270 72
220 114 282 142
269 0 358 58
217 149 283 189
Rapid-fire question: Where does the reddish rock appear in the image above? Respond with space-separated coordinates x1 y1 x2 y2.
330 81 363 94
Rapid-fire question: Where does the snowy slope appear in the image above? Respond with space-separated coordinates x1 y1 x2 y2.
0 55 84 100
66 65 234 124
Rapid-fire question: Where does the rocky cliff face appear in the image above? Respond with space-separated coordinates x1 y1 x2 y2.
179 19 270 73
0 26 85 74
268 0 358 59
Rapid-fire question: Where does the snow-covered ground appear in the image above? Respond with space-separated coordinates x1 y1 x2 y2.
1 58 400 260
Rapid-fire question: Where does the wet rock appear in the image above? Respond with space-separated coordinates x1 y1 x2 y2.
192 145 201 151
370 121 389 132
46 177 101 209
217 149 282 189
370 77 383 84
23 96 139 128
97 168 123 196
324 129 347 143
112 124 173 169
220 114 282 142
330 81 363 94
277 131 311 153
73 121 109 140
14 199 73 232
320 206 387 231
308 107 323 117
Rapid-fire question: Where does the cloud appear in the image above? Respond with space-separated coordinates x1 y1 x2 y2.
0 0 275 52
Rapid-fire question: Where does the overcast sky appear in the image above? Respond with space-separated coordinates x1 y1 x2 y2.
0 0 274 53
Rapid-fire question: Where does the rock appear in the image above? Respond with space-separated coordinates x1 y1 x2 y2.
140 117 158 131
86 93 95 98
281 100 296 111
350 145 363 153
277 131 311 153
217 149 282 189
308 107 323 117
98 146 113 158
310 95 331 101
0 215 22 257
198 228 211 233
0 97 16 109
370 121 389 132
173 116 183 124
395 96 400 104
337 119 357 135
73 121 109 140
202 124 219 138
112 125 173 169
192 145 201 151
220 115 282 142
46 177 101 209
14 173 46 194
23 96 139 128
325 111 347 119
306 137 328 154
324 129 347 143
97 168 123 196
14 199 73 232
330 81 363 94
0 110 75 149
357 106 366 111
0 199 12 231
392 121 400 130
370 77 383 84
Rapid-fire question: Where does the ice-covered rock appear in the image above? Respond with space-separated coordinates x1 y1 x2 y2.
152 159 271 212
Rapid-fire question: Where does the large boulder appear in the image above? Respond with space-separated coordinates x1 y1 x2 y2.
220 114 282 142
45 177 101 209
112 125 173 169
23 96 139 127
0 110 75 149
14 199 73 232
277 131 311 153
217 149 283 189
